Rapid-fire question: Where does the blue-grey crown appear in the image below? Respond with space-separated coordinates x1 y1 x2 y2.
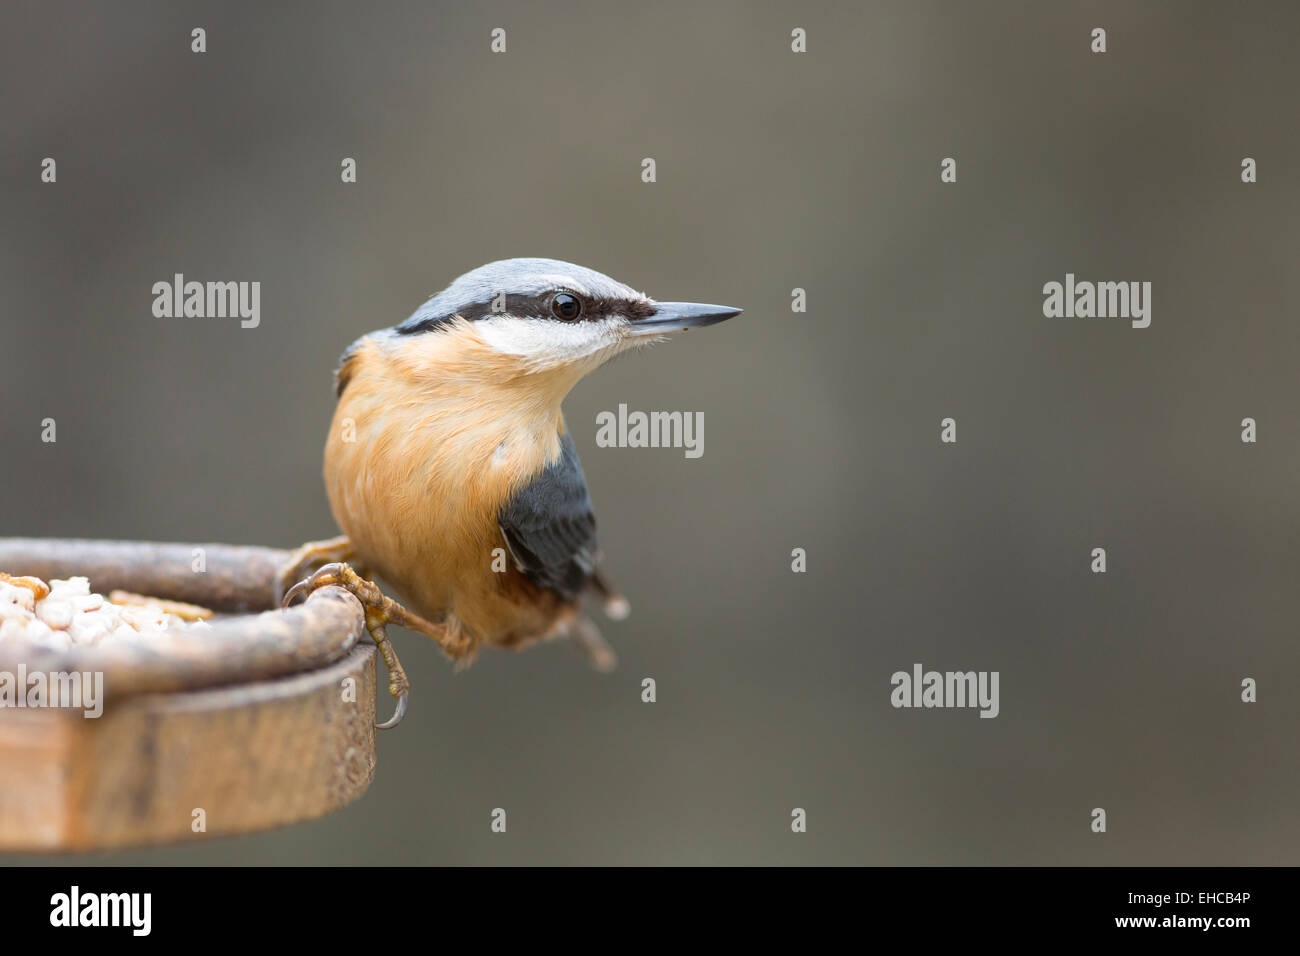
395 258 645 335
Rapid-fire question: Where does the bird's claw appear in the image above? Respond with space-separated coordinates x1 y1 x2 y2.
376 691 407 730
279 561 411 730
281 577 311 608
274 535 357 607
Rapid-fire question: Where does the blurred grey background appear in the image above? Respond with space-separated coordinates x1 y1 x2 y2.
2 0 1298 864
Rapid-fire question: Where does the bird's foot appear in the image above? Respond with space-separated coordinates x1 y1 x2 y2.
283 561 411 729
274 535 361 607
282 561 478 728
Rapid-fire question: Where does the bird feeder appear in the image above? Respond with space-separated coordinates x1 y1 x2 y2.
0 538 375 851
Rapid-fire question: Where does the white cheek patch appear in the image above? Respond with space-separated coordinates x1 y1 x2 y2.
474 316 624 367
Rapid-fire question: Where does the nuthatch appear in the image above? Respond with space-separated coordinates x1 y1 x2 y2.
281 258 740 727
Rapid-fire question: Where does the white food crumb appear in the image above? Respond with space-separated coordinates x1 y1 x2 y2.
0 576 209 646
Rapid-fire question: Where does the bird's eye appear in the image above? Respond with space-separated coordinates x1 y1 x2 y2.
551 292 582 321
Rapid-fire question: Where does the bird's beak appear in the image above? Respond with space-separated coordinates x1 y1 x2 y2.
628 301 743 337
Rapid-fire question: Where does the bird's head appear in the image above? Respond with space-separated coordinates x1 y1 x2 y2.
390 258 741 383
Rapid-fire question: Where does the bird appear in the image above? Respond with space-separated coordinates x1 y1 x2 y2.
279 258 741 727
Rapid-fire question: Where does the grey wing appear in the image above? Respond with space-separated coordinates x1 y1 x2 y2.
498 432 599 602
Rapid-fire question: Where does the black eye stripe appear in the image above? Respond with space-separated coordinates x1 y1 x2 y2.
396 292 654 335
